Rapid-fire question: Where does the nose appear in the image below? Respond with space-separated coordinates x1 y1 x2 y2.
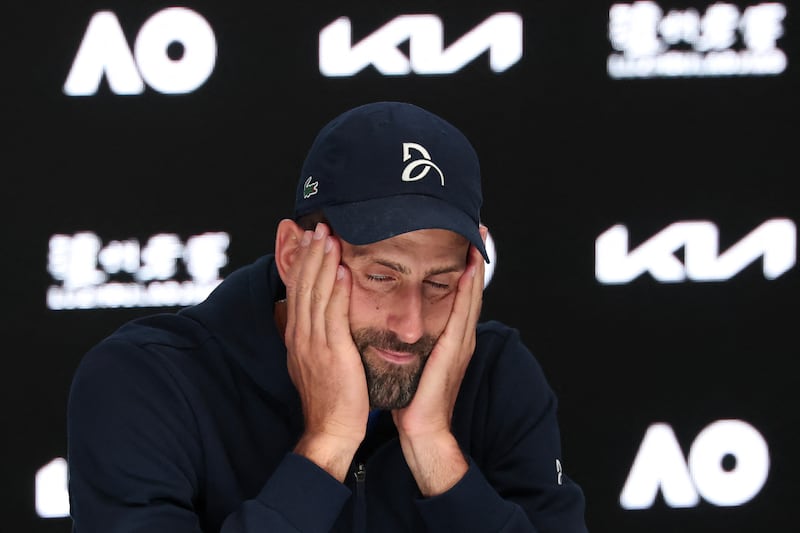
387 285 425 345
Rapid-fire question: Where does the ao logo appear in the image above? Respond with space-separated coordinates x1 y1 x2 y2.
620 420 770 509
64 8 216 96
319 13 522 77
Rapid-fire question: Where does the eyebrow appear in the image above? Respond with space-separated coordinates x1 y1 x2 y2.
373 259 463 278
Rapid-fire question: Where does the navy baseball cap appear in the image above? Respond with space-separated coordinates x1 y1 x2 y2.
293 101 489 262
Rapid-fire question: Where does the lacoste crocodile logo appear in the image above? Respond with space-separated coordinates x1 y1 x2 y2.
303 176 319 199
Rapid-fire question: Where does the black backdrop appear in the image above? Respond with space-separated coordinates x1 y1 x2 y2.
4 1 798 531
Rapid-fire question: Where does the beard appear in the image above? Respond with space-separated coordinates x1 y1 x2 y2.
352 327 437 410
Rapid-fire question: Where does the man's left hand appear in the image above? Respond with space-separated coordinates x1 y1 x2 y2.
391 226 487 496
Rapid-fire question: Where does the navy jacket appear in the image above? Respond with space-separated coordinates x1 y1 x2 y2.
67 254 587 532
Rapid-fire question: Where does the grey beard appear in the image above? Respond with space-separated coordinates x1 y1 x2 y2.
352 327 437 410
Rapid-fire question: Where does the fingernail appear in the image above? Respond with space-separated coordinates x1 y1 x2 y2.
324 236 334 253
469 265 477 278
301 231 312 247
314 223 325 240
337 265 345 280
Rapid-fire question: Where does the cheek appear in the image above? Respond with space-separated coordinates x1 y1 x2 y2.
348 286 387 329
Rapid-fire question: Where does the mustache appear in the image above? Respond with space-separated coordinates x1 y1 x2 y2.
352 328 436 358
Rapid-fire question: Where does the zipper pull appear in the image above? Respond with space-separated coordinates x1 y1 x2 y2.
354 462 366 483
353 462 367 532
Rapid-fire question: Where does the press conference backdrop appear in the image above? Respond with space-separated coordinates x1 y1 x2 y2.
4 0 797 531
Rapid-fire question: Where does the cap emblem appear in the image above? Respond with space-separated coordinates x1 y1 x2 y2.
401 142 445 186
303 176 319 199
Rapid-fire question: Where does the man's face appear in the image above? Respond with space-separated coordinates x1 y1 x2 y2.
339 229 470 410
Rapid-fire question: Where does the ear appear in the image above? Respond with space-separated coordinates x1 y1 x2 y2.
274 218 305 285
479 223 489 242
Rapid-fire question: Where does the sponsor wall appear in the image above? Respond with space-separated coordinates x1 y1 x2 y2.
4 1 797 531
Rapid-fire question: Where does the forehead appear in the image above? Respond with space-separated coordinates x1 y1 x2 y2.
342 229 469 266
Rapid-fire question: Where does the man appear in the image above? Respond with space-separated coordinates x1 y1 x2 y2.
67 101 588 532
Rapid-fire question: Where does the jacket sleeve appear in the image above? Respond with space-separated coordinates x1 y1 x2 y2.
67 339 350 532
220 453 350 531
413 325 588 533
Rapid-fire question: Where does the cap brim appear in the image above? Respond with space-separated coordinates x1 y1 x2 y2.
323 194 489 262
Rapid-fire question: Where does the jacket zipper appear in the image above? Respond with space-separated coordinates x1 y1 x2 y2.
353 462 366 533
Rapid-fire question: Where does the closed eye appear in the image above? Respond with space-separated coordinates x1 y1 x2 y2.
424 280 450 290
366 274 393 283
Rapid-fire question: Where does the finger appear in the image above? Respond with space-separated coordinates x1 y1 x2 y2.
310 233 342 341
464 244 485 338
325 262 353 349
284 229 313 342
456 244 483 325
291 224 330 339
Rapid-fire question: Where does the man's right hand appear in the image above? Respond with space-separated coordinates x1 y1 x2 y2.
283 222 369 482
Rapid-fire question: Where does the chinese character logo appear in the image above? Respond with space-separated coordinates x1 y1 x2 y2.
46 231 230 310
608 2 786 78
